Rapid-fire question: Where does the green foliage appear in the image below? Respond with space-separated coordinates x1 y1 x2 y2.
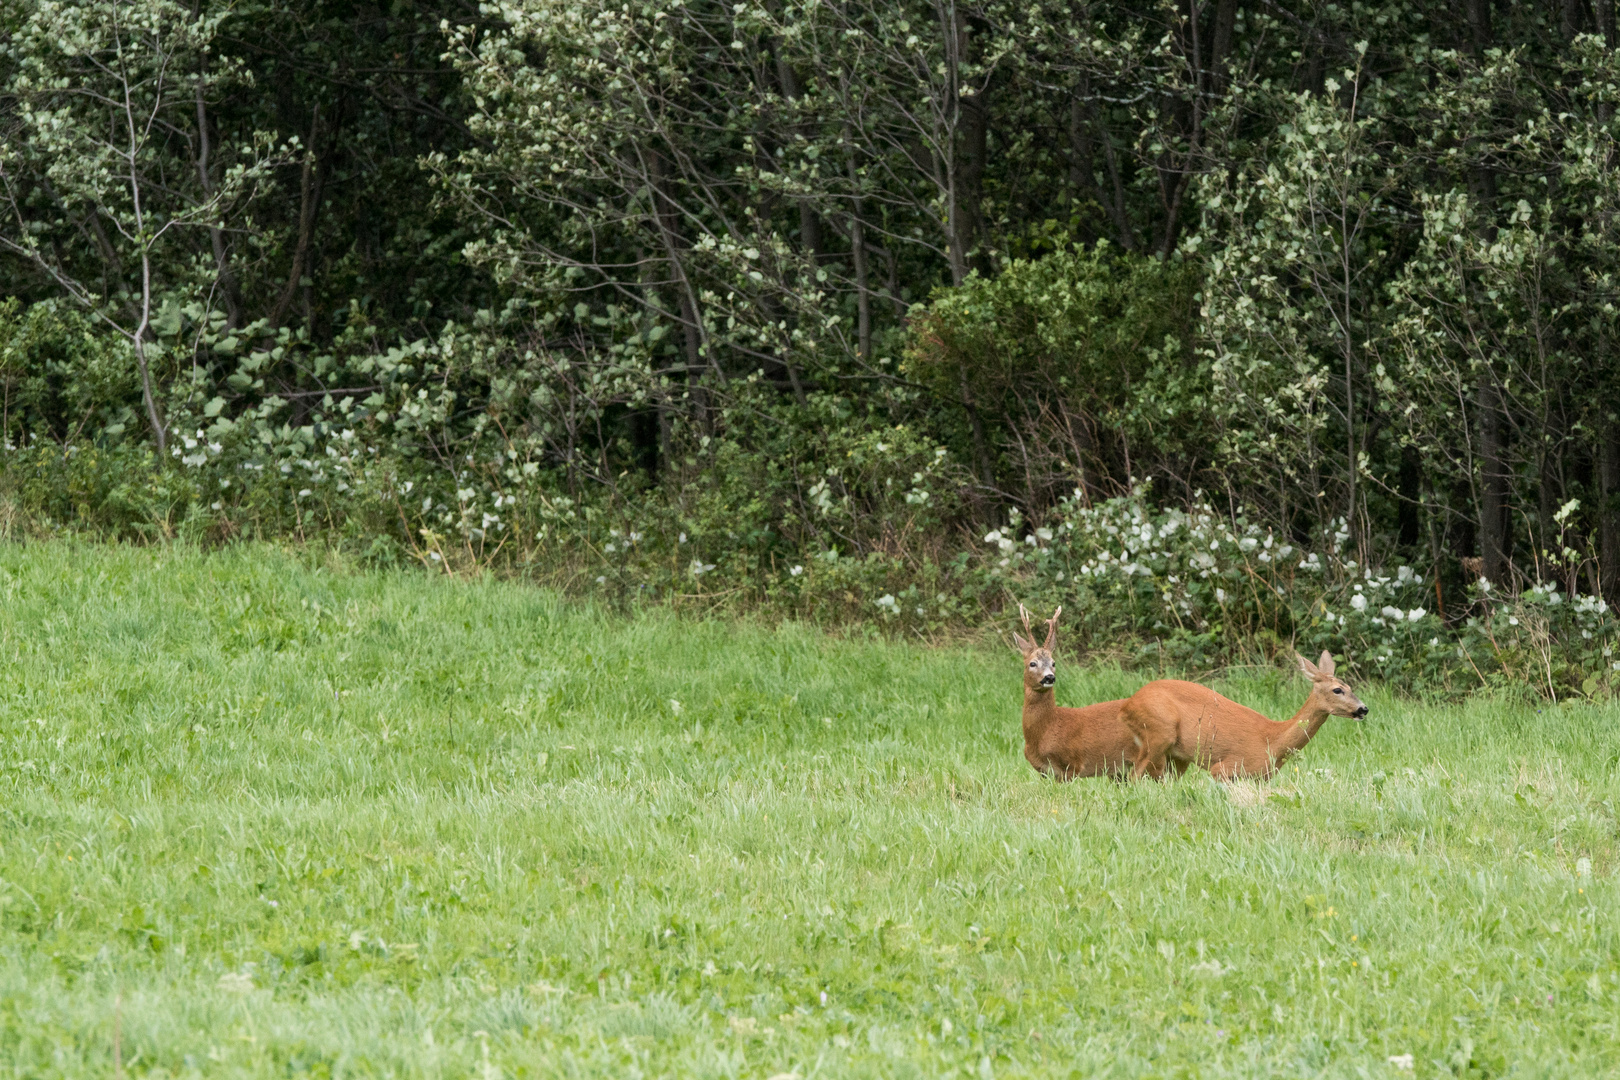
973 485 1620 697
905 245 1203 503
1198 63 1400 519
0 298 140 443
6 0 1620 697
4 282 1617 697
2 541 1619 1075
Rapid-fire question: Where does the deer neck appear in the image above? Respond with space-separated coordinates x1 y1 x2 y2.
1274 698 1333 761
1023 685 1057 744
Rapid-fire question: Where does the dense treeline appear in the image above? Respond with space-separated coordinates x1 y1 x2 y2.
2 0 1620 691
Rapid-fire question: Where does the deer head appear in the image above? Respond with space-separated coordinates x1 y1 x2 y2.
1296 650 1368 719
1012 603 1062 693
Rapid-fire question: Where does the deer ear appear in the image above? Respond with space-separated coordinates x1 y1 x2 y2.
1317 649 1336 676
1296 652 1319 677
1012 632 1033 654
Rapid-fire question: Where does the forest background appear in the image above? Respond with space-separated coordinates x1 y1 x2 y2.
3 0 1620 697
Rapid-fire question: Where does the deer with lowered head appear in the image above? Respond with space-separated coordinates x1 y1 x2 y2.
1013 604 1135 779
1122 650 1367 781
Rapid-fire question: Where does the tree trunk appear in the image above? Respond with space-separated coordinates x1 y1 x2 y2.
1065 98 1102 246
939 4 989 282
1397 445 1422 549
756 291 809 406
1450 478 1477 566
846 127 873 362
195 57 241 328
849 210 873 361
1427 487 1447 619
646 149 717 427
773 53 824 260
1343 338 1357 549
1085 94 1137 252
1463 0 1509 587
133 247 166 455
941 143 968 285
118 45 166 456
1537 431 1560 581
270 105 324 331
1478 378 1512 586
1209 0 1238 90
1155 0 1230 258
1601 406 1620 604
1465 0 1493 54
675 288 709 427
955 85 991 277
1562 0 1584 41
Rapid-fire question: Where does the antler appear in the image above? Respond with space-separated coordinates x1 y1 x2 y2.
1043 605 1062 650
1018 602 1035 642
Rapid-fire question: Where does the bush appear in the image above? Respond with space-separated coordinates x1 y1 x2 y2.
954 484 1620 698
902 245 1203 511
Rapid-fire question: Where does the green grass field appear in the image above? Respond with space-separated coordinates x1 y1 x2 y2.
0 542 1616 1077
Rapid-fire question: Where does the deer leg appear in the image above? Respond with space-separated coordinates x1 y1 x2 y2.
1129 734 1173 781
1123 702 1172 781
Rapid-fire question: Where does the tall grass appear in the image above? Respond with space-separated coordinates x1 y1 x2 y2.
0 541 1615 1076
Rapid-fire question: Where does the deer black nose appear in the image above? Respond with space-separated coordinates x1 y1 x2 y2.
1040 673 1055 686
1353 706 1368 719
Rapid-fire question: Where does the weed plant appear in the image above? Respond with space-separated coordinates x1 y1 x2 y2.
0 542 1617 1076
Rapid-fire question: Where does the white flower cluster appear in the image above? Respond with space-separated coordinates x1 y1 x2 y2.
973 488 1511 663
171 428 223 468
1323 568 1429 632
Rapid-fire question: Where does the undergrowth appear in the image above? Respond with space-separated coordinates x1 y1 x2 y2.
2 441 1615 702
4 293 1618 702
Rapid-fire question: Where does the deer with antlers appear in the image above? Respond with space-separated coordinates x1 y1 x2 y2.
1013 604 1135 779
1122 650 1368 781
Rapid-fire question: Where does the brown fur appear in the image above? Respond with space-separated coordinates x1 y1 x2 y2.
1013 605 1135 779
1122 650 1368 781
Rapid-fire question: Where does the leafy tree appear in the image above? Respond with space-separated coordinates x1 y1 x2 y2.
1198 50 1398 551
0 0 276 451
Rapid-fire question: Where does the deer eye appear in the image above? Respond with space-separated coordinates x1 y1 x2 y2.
1028 661 1037 668
1332 687 1344 695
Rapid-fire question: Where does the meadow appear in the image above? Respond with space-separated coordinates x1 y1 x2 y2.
0 542 1616 1078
